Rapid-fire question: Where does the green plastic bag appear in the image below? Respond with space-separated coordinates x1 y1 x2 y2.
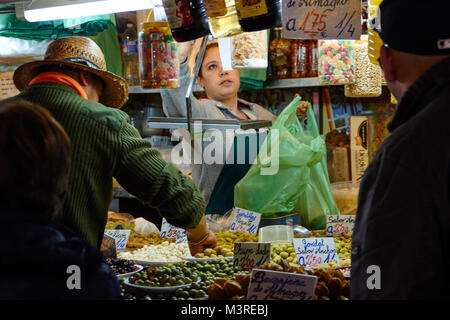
234 96 339 230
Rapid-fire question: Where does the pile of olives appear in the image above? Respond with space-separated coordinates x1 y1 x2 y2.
122 258 245 300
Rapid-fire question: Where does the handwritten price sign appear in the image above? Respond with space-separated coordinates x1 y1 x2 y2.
233 242 271 271
104 229 131 250
293 237 339 267
281 0 361 39
246 269 318 300
229 207 261 235
160 218 188 243
326 215 355 236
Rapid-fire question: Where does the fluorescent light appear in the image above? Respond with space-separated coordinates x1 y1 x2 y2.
24 0 155 22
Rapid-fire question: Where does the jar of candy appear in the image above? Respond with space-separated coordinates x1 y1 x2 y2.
139 23 180 89
318 40 355 85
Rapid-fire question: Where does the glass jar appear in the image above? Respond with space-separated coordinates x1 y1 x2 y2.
268 27 291 79
290 40 309 78
308 40 318 77
139 24 180 89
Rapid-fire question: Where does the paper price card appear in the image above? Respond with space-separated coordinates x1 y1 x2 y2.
293 237 339 267
233 242 271 271
104 229 131 250
281 0 362 39
160 218 188 243
229 207 261 235
326 215 356 236
246 269 318 300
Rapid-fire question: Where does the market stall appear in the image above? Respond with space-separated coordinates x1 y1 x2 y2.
0 0 393 302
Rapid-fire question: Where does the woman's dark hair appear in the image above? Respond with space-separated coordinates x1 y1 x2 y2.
0 98 72 221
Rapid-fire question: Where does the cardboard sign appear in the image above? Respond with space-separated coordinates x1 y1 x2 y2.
160 218 188 243
229 207 261 235
100 233 117 259
293 237 339 267
246 269 318 300
104 229 131 250
326 215 356 236
233 242 271 271
281 0 362 39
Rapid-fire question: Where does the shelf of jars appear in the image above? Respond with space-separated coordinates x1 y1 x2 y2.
129 77 324 95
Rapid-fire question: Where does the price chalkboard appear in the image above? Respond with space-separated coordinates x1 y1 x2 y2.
281 0 362 39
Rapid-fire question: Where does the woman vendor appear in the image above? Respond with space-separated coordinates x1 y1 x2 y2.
160 40 308 216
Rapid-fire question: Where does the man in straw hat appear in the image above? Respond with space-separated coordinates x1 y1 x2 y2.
12 36 216 253
350 0 450 299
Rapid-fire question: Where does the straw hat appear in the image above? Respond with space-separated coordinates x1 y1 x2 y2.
13 36 129 109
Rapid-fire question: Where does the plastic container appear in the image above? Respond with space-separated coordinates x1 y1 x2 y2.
330 181 360 215
122 23 140 85
231 30 268 69
258 225 294 243
318 40 355 85
161 0 210 42
344 39 382 98
139 22 180 89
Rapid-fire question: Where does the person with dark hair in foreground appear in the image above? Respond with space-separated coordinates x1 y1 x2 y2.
350 0 450 299
0 98 122 300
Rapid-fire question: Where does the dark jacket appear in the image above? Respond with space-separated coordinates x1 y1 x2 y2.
350 57 450 299
0 208 122 300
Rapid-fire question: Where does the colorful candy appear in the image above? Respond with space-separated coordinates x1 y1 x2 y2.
139 30 180 89
318 40 355 85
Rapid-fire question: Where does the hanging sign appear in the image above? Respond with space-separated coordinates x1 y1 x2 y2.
281 0 362 39
246 269 318 300
229 207 262 235
160 218 188 243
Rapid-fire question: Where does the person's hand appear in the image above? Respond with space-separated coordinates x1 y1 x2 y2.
178 40 196 63
188 229 217 255
186 215 217 255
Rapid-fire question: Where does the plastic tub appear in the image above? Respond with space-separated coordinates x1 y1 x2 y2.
331 181 360 215
258 225 294 244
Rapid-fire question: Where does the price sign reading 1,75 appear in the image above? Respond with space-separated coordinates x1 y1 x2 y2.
281 0 361 40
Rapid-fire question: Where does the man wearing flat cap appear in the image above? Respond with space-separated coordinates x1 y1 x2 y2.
351 0 450 299
12 36 216 254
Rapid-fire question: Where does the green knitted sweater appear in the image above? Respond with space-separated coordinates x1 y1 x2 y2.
17 82 205 247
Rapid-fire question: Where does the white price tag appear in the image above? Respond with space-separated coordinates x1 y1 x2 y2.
160 218 188 243
229 207 261 235
293 237 339 267
104 229 131 250
233 242 271 271
326 215 355 236
246 269 318 300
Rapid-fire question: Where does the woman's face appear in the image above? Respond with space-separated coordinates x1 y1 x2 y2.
197 46 241 101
